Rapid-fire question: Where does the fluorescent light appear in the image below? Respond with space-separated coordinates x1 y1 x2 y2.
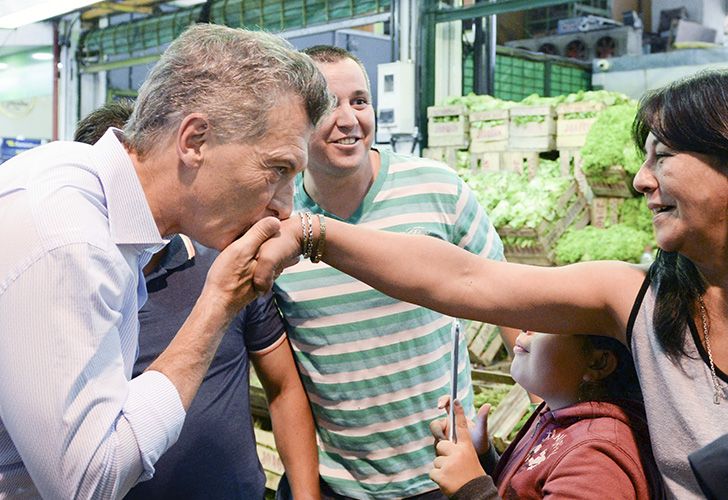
31 52 53 60
0 1 100 29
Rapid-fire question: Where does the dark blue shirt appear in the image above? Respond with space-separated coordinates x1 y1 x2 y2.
125 235 286 499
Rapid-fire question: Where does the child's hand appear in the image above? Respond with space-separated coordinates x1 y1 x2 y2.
430 396 491 454
470 402 492 456
429 399 487 496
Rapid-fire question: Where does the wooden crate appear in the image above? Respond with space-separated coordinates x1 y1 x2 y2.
555 101 605 149
465 321 506 366
508 105 556 151
590 197 623 228
488 384 531 453
469 151 502 171
558 149 592 201
585 165 635 198
470 139 508 153
255 428 284 491
422 146 465 169
469 109 509 153
427 104 469 148
501 182 590 265
469 150 538 177
502 151 539 178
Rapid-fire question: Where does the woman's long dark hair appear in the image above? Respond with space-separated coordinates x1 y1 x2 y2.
631 70 728 359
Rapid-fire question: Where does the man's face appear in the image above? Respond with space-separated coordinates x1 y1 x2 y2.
307 58 375 175
186 93 311 250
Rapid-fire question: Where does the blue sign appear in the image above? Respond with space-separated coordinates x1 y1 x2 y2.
0 137 46 164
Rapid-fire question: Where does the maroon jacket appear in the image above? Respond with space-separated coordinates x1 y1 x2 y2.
453 400 665 499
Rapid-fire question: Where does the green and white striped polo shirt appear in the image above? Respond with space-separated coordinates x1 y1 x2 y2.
274 148 504 498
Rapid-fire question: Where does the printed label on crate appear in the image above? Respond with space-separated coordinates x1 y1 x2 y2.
430 121 466 135
557 118 596 136
471 125 508 142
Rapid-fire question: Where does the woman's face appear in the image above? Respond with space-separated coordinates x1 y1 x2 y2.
633 133 728 260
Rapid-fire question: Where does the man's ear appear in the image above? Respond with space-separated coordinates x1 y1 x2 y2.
177 113 210 169
583 349 618 382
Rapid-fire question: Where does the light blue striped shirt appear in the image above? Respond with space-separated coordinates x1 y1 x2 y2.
0 129 185 499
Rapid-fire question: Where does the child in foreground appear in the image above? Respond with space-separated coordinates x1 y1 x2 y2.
430 332 665 499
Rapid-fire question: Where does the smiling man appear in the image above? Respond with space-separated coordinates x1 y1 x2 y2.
273 45 512 499
0 24 329 499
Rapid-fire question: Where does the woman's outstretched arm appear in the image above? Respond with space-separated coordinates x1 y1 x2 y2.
256 215 645 342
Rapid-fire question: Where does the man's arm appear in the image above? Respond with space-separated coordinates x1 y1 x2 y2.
0 243 183 499
251 336 320 499
147 217 280 409
0 218 279 499
252 337 320 500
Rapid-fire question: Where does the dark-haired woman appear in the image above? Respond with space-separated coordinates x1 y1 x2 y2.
256 69 728 498
429 332 664 499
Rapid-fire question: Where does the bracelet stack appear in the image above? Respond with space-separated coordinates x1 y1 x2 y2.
298 212 326 263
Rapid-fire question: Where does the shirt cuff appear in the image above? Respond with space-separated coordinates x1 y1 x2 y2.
124 370 185 480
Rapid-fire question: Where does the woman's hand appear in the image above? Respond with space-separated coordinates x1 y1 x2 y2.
254 215 304 294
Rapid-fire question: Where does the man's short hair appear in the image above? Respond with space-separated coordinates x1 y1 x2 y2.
124 23 332 157
74 99 135 145
302 45 371 93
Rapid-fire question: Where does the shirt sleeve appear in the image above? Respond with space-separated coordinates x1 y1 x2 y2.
0 243 185 499
238 291 287 353
452 475 501 500
451 174 505 261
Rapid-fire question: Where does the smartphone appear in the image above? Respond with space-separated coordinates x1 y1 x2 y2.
448 319 460 442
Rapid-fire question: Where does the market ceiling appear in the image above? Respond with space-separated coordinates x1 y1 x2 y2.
79 0 201 21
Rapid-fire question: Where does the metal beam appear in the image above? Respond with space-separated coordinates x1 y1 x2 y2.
417 0 438 148
278 12 391 39
432 0 571 24
80 54 160 73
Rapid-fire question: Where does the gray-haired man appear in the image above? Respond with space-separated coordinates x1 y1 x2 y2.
0 24 329 498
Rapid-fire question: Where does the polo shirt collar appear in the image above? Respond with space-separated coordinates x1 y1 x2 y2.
92 128 165 250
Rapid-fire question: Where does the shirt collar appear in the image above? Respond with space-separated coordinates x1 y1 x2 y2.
144 234 196 281
91 128 165 250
